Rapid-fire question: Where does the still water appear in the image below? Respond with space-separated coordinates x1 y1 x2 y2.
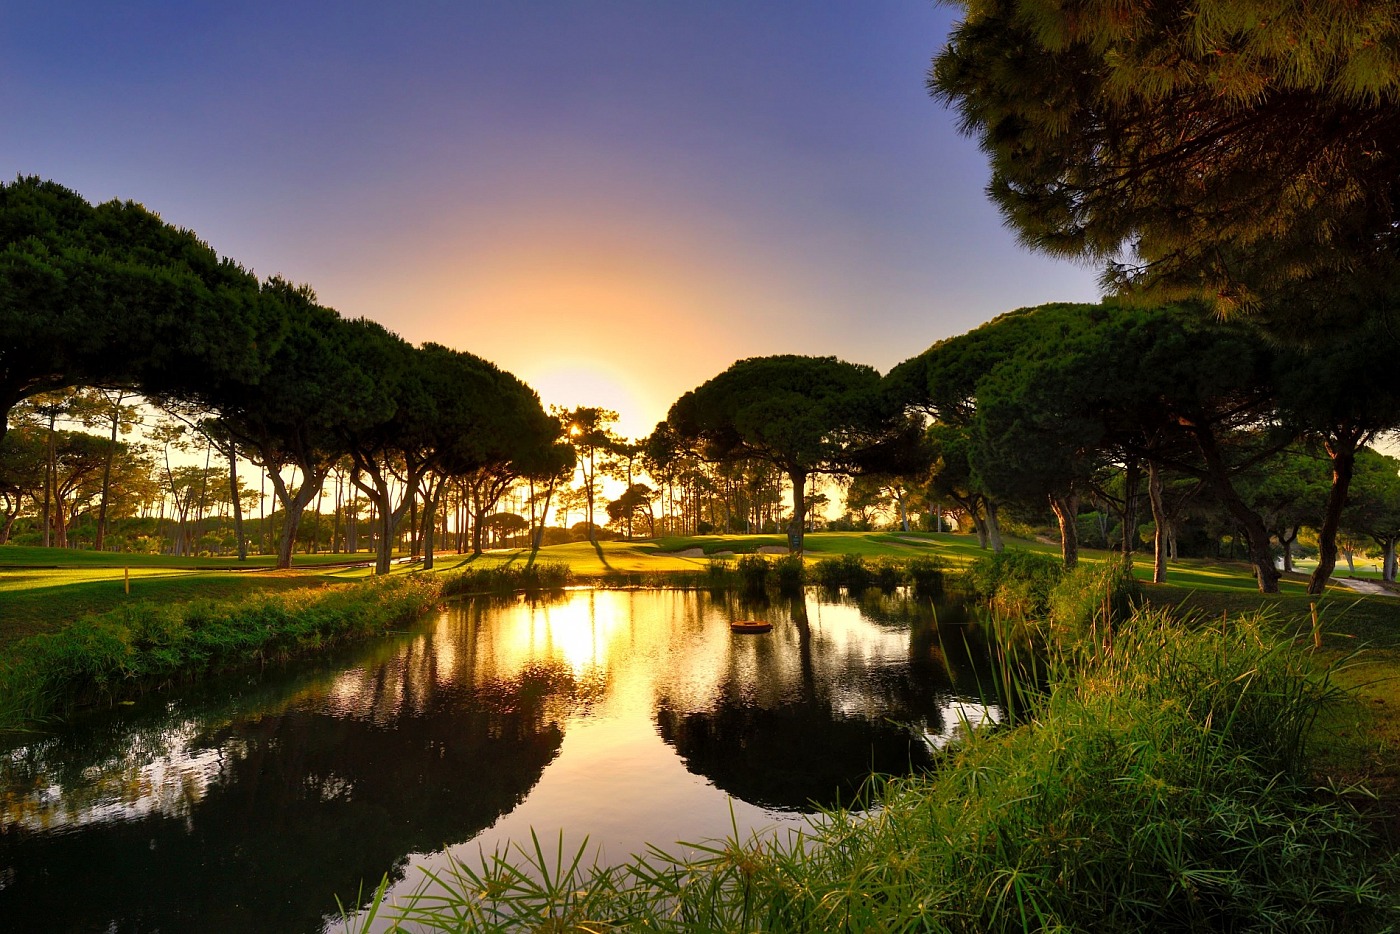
0 587 999 932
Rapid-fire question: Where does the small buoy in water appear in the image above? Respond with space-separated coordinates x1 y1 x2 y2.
730 620 772 634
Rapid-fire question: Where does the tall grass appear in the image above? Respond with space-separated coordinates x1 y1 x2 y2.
345 607 1396 932
0 576 442 729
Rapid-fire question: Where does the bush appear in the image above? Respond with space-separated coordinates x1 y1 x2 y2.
813 554 874 593
735 554 770 594
905 555 945 601
772 554 806 594
439 562 573 598
0 576 442 729
872 558 904 593
969 549 1064 617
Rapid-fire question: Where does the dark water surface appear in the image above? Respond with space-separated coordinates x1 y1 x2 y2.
0 587 1000 932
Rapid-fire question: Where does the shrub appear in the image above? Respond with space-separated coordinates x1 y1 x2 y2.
735 554 770 594
871 558 904 593
439 562 573 598
812 554 874 593
0 576 442 729
772 554 806 594
969 549 1064 617
905 555 945 601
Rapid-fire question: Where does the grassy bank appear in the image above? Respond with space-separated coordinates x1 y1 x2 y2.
0 575 444 729
347 607 1398 932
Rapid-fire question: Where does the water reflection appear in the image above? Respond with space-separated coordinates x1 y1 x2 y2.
655 594 996 810
0 588 999 933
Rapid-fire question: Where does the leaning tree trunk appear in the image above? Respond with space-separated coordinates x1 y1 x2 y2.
1049 490 1080 570
1147 462 1169 583
786 468 808 554
1192 424 1279 593
228 442 247 561
1309 441 1358 596
266 464 327 570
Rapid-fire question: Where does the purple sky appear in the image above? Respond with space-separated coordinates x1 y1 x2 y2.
5 1 1100 436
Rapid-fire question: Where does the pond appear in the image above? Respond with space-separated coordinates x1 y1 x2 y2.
0 587 1001 932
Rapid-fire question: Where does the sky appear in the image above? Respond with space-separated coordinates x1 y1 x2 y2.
4 1 1101 439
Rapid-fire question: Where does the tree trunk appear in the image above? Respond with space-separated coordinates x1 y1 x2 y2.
1049 490 1080 569
266 465 327 570
422 478 443 571
1192 424 1279 593
1384 540 1397 583
1280 527 1297 574
1147 461 1169 583
786 468 807 553
1308 441 1358 595
985 500 1005 553
971 510 988 548
1121 459 1140 556
95 393 124 551
42 407 56 548
229 442 246 561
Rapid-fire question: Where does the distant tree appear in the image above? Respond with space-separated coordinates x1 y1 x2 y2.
668 355 914 554
558 406 620 544
1237 448 1331 574
481 511 528 548
215 281 380 569
0 425 45 543
1275 320 1400 593
70 389 142 551
606 483 657 538
931 1 1400 322
1342 449 1400 583
891 302 1289 588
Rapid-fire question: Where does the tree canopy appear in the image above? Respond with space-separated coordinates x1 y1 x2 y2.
668 355 916 553
931 1 1400 319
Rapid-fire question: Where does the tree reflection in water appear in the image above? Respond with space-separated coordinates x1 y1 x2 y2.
0 588 999 933
655 591 999 811
0 600 576 934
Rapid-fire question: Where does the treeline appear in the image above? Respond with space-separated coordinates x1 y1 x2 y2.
5 178 1399 593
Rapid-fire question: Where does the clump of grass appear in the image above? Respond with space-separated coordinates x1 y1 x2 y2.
906 555 945 601
439 562 572 597
704 557 732 591
969 549 1064 618
345 609 1398 933
0 576 442 729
